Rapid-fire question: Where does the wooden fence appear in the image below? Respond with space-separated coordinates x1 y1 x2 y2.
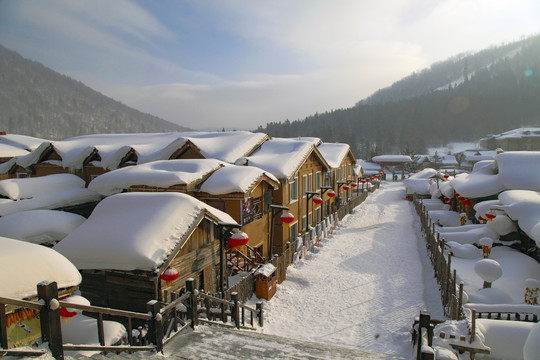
0 279 263 359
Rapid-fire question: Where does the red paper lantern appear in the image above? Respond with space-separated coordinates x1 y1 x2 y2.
485 213 496 220
280 212 295 224
361 180 366 184
327 190 336 198
444 197 449 202
313 196 323 205
59 307 77 323
343 185 350 191
478 216 485 221
463 199 471 205
455 193 460 198
351 183 357 188
227 231 249 248
405 195 411 200
160 267 179 286
457 196 464 201
443 174 449 179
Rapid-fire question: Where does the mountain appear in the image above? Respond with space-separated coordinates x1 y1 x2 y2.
0 45 190 140
257 34 540 159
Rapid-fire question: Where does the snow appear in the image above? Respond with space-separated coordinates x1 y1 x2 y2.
237 137 318 180
371 154 412 163
497 152 540 191
357 160 381 176
54 192 237 271
199 165 278 195
474 259 503 283
0 134 47 152
259 182 444 357
88 159 225 196
317 143 351 169
476 319 534 360
0 174 85 200
254 263 276 278
0 210 85 245
0 143 30 157
0 236 81 299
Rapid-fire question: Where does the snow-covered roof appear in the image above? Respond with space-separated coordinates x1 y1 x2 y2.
497 151 540 191
0 210 85 245
372 155 412 163
0 143 30 158
451 161 506 198
317 143 353 169
460 149 497 162
5 131 269 172
199 165 279 195
496 190 540 242
0 173 85 200
237 138 329 180
0 236 81 299
54 192 237 271
88 159 225 196
481 127 540 141
0 134 48 152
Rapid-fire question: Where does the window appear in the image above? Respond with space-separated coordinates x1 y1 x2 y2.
16 173 28 178
302 215 307 231
315 207 321 224
289 222 298 242
302 175 307 197
316 171 321 190
337 168 341 181
289 178 298 202
308 173 313 192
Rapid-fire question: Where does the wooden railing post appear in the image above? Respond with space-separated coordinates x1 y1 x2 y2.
256 302 264 327
0 303 8 349
37 281 64 360
231 292 240 329
458 282 464 320
186 279 198 329
146 300 163 353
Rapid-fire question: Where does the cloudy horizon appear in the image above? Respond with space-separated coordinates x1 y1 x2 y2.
1 0 539 130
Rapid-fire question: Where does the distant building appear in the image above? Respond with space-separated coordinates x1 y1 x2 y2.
480 127 540 151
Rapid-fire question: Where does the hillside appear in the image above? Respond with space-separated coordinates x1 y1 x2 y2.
0 45 190 140
258 34 540 159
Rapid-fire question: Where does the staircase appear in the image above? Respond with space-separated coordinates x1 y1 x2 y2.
227 244 265 273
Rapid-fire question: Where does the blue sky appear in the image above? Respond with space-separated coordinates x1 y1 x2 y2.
1 0 539 131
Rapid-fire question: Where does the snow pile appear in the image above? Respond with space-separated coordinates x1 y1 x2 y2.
372 154 412 163
199 165 278 195
403 168 438 195
237 138 317 179
317 143 351 169
0 174 85 199
0 210 85 245
357 160 381 176
496 190 540 242
450 161 506 198
54 192 237 271
89 159 225 196
0 236 81 299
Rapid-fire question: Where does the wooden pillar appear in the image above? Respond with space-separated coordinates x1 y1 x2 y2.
0 303 8 349
186 279 198 329
37 281 63 360
146 300 163 353
231 292 240 329
256 302 264 327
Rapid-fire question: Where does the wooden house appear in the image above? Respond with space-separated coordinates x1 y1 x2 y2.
238 138 332 255
53 192 240 313
318 142 357 212
88 159 280 262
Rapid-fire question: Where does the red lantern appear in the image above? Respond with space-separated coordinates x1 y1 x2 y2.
463 199 471 206
455 193 460 198
59 307 78 323
313 196 323 205
351 183 357 188
478 216 485 221
443 174 449 179
227 231 249 248
485 213 496 220
343 185 350 191
327 190 336 198
160 267 179 286
444 197 449 202
280 212 295 224
405 195 411 200
361 180 366 184
457 196 464 201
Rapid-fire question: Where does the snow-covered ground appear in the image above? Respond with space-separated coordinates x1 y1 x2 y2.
258 182 444 358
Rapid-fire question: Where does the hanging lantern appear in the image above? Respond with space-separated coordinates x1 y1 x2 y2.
327 190 336 198
160 267 179 286
443 174 449 179
59 307 77 324
361 180 366 184
351 183 357 188
485 213 496 221
444 197 449 202
280 212 295 224
455 193 460 198
457 196 464 201
463 199 471 206
312 196 323 205
227 231 249 248
343 185 350 191
405 195 411 200
478 215 486 222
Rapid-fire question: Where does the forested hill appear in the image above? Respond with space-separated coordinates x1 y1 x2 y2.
257 34 540 159
0 45 190 140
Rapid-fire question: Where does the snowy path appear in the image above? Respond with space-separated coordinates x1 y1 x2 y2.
261 182 444 358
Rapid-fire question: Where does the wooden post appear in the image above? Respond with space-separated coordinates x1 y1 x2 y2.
186 279 198 329
417 311 432 360
127 317 133 346
97 313 106 347
256 302 264 327
170 292 178 332
470 310 476 343
37 281 64 360
0 303 8 349
146 300 163 353
231 292 240 329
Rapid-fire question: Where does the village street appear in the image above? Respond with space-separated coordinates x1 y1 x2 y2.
259 181 445 358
